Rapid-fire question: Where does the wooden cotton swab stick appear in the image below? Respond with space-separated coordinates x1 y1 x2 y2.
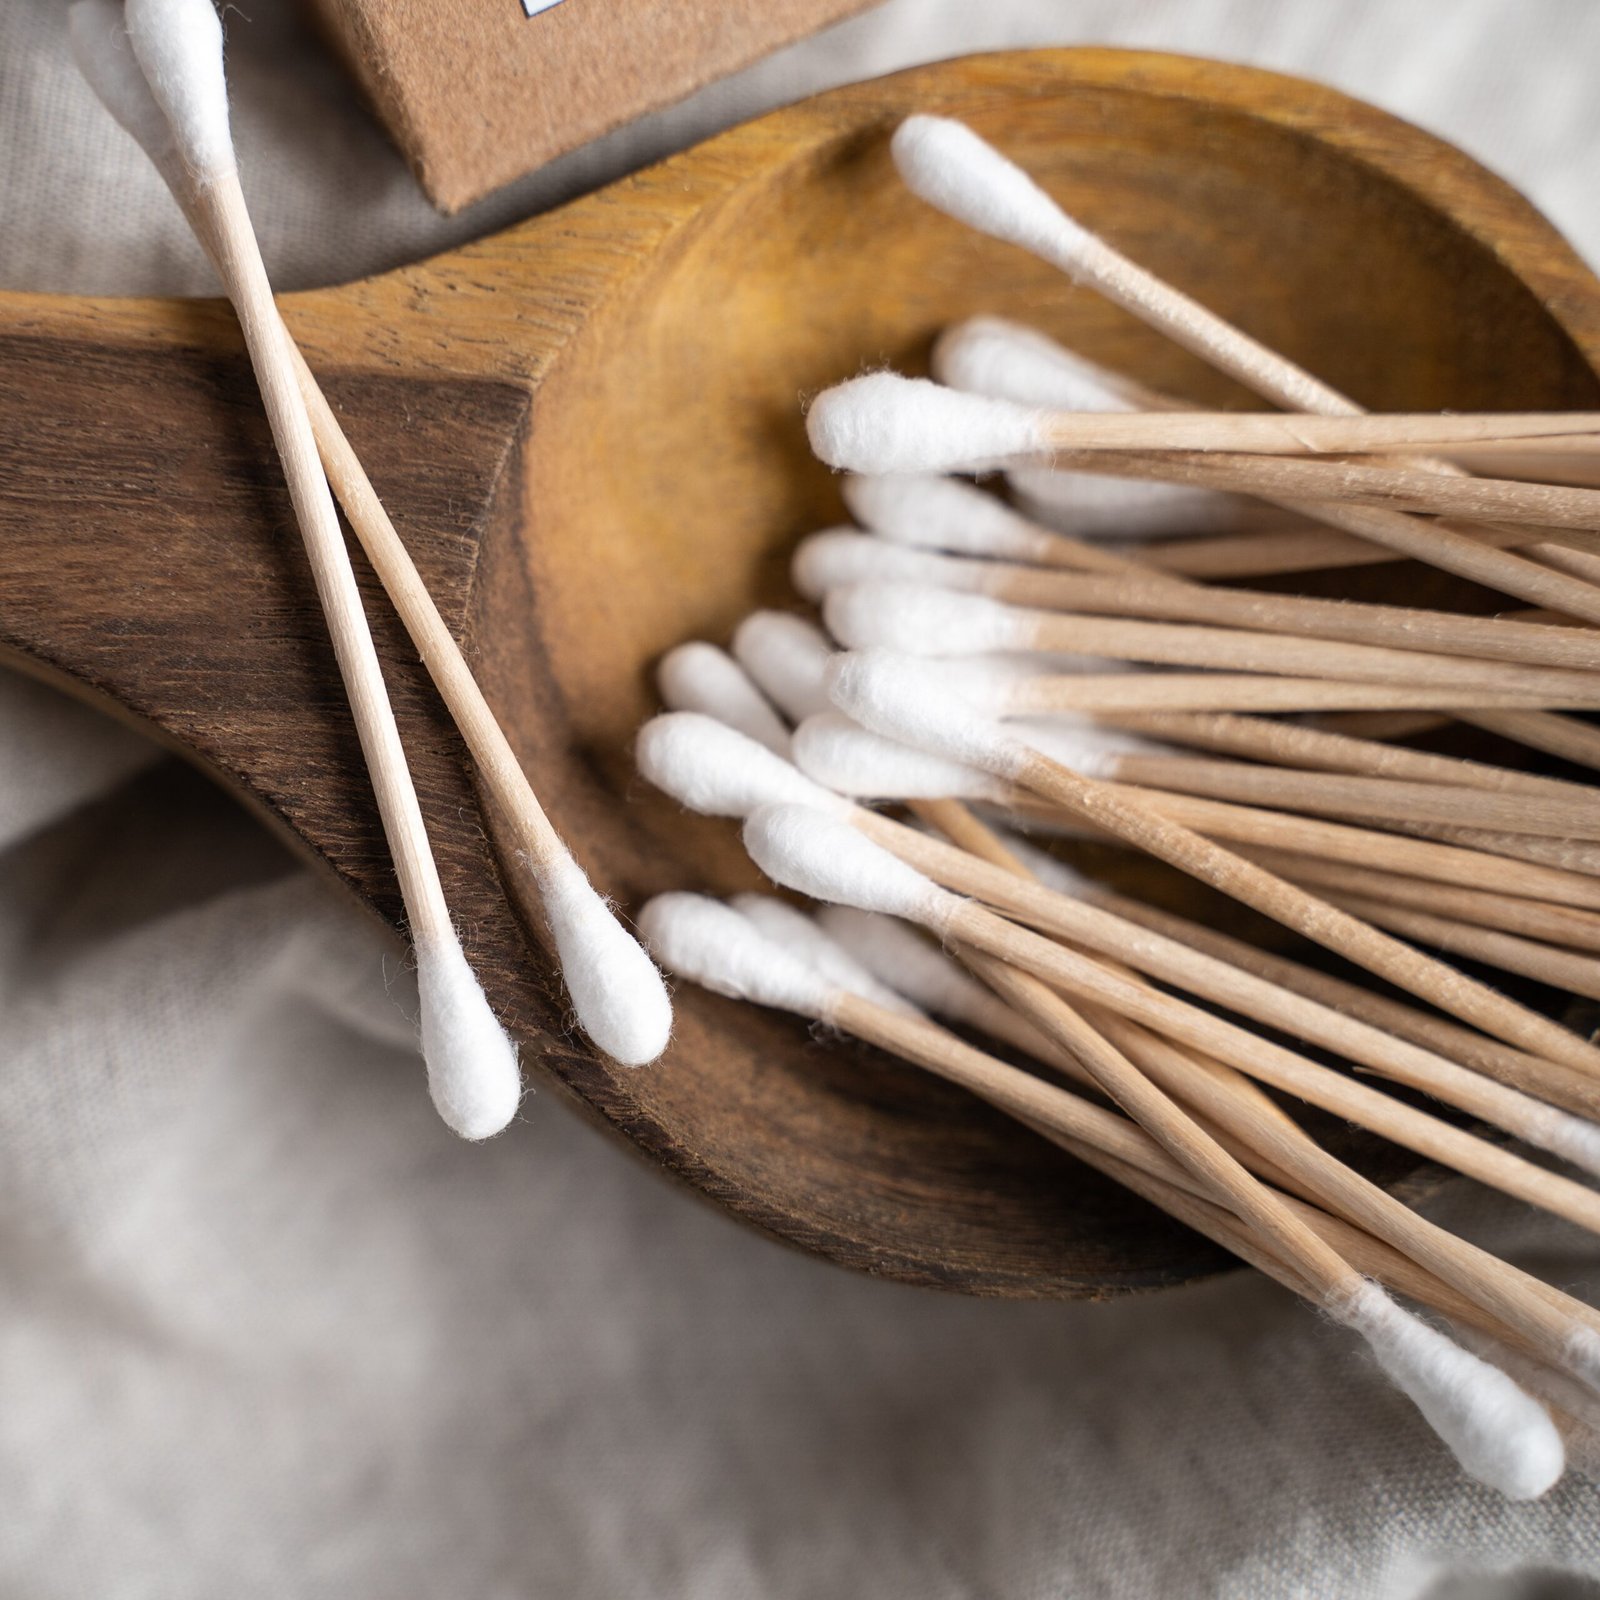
1310 889 1600 1005
633 714 1600 1212
100 0 525 1138
825 650 1600 1077
1463 711 1600 775
1240 848 1600 954
639 891 1566 1498
888 116 1600 624
980 406 1600 460
73 0 673 1074
1105 711 1595 804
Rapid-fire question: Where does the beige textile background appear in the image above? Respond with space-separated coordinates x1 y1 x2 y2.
5 1 1600 1593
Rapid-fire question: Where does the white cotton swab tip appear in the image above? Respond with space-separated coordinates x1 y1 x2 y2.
656 641 791 755
841 472 1059 564
791 528 954 602
933 316 1135 413
638 893 834 1021
826 648 1023 778
730 893 920 1017
891 115 1092 273
413 934 522 1140
1335 1281 1565 1499
536 853 672 1067
806 373 1050 475
69 0 183 183
823 581 1025 656
820 908 998 1023
792 713 1008 803
635 711 850 820
743 804 955 929
124 0 236 183
730 611 836 722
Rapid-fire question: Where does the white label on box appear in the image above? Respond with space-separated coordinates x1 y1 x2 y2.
521 0 567 14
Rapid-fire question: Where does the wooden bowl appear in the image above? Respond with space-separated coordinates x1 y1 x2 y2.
5 50 1600 1298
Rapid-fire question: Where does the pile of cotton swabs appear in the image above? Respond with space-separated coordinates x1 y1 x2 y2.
633 115 1600 1497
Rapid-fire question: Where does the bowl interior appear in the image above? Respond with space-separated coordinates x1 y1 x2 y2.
469 67 1600 1296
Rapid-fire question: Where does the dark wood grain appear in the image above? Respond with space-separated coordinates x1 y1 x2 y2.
2 50 1598 1299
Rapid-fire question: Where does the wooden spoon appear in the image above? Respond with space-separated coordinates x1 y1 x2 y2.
4 49 1599 1299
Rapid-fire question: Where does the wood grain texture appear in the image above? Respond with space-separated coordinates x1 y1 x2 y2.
3 50 1600 1299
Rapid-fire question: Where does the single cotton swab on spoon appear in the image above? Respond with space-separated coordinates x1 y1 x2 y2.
639 892 1565 1497
72 0 673 1077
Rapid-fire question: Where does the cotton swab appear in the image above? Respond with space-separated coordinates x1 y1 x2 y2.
639 893 1567 1497
99 0 526 1138
835 376 1600 464
74 0 673 1077
1107 711 1596 804
819 582 1600 705
794 532 1600 678
840 472 1148 572
728 893 917 1017
889 115 1600 624
657 641 791 754
729 612 837 722
635 715 1600 1217
824 649 1600 1077
932 314 1177 413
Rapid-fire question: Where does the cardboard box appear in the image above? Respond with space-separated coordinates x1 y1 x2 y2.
309 0 877 213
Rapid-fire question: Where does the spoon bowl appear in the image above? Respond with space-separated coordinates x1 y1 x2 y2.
5 49 1600 1297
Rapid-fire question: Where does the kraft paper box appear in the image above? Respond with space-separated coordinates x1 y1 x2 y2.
308 0 878 212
